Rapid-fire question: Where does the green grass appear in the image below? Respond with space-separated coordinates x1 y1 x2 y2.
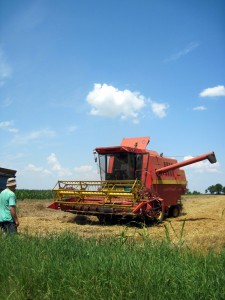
15 189 53 200
0 232 225 300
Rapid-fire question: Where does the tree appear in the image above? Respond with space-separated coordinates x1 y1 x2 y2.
192 190 201 195
206 184 224 194
214 183 223 194
206 185 216 194
186 188 191 195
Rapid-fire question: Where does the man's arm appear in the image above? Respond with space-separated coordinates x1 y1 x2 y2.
10 206 19 227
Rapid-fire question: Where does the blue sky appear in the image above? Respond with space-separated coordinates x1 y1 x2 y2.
0 0 224 192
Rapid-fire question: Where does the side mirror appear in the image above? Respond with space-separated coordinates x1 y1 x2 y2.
93 150 97 163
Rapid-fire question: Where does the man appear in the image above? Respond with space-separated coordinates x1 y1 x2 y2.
0 177 19 234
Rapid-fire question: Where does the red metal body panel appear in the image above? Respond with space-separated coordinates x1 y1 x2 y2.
142 154 187 210
120 137 150 149
95 146 148 154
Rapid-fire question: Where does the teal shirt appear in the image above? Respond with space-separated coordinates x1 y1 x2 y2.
0 189 16 222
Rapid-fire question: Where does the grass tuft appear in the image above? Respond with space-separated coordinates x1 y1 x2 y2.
0 231 225 299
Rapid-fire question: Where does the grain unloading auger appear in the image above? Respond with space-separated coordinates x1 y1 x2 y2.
48 137 216 223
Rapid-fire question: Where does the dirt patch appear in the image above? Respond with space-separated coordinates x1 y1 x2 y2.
17 195 225 253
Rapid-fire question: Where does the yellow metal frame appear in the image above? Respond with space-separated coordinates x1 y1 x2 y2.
152 179 186 185
52 179 145 205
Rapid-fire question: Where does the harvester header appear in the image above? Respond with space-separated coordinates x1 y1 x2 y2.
48 136 217 223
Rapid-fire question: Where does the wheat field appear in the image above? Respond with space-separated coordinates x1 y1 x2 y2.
17 195 225 253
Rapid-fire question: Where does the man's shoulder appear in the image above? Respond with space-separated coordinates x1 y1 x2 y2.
0 188 15 198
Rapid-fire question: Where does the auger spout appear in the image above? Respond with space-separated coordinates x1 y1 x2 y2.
155 151 216 175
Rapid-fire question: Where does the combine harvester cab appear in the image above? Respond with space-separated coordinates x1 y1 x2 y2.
48 137 216 223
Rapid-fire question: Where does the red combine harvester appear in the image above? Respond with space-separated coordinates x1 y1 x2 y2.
48 137 216 223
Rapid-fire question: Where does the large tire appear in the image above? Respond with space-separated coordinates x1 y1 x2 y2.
169 205 181 218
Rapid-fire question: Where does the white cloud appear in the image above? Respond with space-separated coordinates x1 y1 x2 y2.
11 129 56 144
8 128 19 133
47 153 98 180
0 47 12 86
0 120 18 133
74 165 93 173
199 85 225 97
0 153 24 165
193 106 207 111
165 42 199 62
150 102 169 118
0 121 13 128
47 153 72 177
87 83 169 122
74 165 98 181
25 164 51 175
87 83 145 123
183 155 219 173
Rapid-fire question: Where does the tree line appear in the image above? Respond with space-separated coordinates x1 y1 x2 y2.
186 183 225 195
205 184 225 195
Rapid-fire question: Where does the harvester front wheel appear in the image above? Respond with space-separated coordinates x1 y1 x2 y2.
169 205 181 218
